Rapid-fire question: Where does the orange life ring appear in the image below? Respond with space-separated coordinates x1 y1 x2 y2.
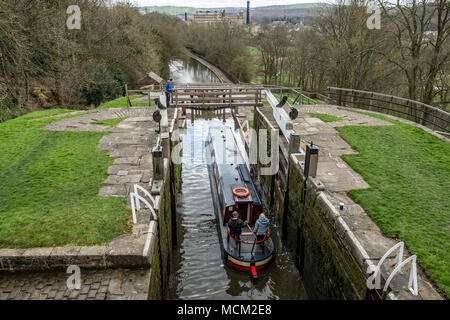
233 187 250 197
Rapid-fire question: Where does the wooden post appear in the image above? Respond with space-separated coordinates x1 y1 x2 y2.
152 145 164 180
125 84 130 108
352 90 355 108
289 133 301 155
148 92 151 107
406 100 411 119
420 104 426 125
389 95 394 115
305 143 319 179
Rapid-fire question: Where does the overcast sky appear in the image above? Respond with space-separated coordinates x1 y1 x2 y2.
135 0 331 8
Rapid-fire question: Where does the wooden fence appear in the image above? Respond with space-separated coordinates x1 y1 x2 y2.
172 85 264 109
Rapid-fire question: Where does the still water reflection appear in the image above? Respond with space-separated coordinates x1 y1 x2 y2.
167 110 308 300
169 58 221 84
167 59 308 300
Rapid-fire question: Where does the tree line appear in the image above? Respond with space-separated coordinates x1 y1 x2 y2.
0 0 185 122
253 0 450 108
185 22 252 83
2 0 447 122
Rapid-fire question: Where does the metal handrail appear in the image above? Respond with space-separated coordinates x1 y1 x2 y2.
327 87 450 133
328 87 448 112
367 242 404 291
130 191 158 223
133 184 157 210
383 255 418 296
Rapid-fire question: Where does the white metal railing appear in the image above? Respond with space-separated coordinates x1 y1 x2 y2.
130 184 158 223
384 255 418 296
133 184 157 210
366 242 418 296
371 242 404 290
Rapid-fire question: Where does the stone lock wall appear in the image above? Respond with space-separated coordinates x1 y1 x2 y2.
286 162 368 299
253 107 373 300
148 119 182 300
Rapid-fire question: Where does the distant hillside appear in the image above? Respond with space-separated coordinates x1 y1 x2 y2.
139 6 198 15
138 3 328 21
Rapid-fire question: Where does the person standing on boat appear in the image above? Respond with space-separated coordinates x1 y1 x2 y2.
228 211 247 255
164 78 174 107
253 213 270 246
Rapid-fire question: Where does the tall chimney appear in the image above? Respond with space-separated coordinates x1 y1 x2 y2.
246 1 250 25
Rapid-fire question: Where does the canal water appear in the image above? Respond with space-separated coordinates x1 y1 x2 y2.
170 58 221 84
167 59 308 300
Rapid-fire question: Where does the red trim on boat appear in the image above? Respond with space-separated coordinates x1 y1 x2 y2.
226 259 270 272
251 266 257 279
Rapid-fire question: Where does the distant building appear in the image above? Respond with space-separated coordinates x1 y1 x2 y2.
193 10 245 25
249 24 262 35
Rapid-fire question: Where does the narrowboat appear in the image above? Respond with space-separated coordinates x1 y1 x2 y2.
206 126 274 278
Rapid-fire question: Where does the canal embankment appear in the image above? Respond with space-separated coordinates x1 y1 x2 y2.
184 50 234 84
247 103 444 300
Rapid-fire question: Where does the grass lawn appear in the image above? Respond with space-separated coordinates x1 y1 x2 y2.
97 95 149 109
0 110 129 248
247 46 262 56
91 118 125 126
247 46 265 84
336 114 450 297
307 113 342 122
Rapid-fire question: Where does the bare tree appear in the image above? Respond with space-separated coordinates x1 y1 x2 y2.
378 0 450 105
254 25 291 85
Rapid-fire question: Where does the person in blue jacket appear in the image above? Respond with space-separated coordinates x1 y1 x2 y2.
253 213 270 246
165 78 174 107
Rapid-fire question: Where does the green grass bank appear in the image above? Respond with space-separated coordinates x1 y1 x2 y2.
0 109 129 248
97 95 149 109
336 114 450 297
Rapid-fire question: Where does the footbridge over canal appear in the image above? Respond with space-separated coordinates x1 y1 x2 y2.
172 84 264 109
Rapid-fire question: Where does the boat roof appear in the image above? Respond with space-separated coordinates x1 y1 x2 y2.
208 126 262 208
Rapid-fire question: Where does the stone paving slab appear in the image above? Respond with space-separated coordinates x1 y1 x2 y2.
289 106 391 192
0 268 151 300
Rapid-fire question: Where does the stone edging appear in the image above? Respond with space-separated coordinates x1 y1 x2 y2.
0 109 168 273
0 221 158 272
